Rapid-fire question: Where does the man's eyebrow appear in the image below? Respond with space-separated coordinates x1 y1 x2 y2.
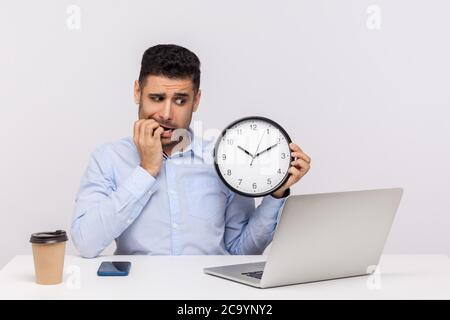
173 92 190 97
148 93 166 97
147 92 190 97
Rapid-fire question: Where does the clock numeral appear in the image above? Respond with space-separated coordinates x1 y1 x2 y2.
227 139 234 145
227 169 232 176
222 154 226 160
281 153 286 159
277 168 282 174
238 178 242 185
252 182 257 190
267 178 272 185
236 129 243 135
250 124 257 130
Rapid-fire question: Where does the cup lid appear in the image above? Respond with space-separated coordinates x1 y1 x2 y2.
30 230 68 244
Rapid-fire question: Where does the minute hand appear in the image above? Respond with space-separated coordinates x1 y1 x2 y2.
254 143 279 158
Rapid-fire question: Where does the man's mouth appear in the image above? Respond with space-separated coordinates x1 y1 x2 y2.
159 123 175 131
158 123 176 138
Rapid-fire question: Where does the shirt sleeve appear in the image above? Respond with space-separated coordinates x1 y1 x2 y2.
70 145 159 258
224 189 289 255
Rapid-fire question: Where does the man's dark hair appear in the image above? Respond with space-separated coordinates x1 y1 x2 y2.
139 44 201 93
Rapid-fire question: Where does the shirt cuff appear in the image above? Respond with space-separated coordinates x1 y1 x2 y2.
271 188 291 199
259 189 290 220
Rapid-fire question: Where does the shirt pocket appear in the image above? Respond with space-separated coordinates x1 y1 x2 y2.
184 175 227 221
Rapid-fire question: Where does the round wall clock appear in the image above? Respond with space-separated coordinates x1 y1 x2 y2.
214 116 293 197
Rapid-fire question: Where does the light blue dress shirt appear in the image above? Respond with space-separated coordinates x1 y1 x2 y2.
71 127 288 258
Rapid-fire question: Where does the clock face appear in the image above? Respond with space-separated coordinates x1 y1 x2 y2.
214 116 293 197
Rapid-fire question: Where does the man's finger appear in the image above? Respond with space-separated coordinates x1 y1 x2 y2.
289 143 302 152
142 120 160 142
139 120 148 145
291 158 311 173
145 120 160 132
153 126 164 139
287 166 302 181
134 120 145 145
291 151 311 163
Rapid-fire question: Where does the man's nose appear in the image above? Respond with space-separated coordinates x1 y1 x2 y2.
158 99 173 121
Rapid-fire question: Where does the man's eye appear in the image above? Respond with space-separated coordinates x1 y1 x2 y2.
151 96 163 102
175 98 186 105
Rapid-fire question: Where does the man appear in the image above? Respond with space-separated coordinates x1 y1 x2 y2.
71 44 311 258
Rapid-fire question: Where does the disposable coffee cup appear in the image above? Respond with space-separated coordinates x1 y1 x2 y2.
30 230 68 285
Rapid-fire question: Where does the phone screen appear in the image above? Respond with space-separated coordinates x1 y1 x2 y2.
97 261 131 276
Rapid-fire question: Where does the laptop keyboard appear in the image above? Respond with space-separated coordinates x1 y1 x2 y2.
242 270 264 279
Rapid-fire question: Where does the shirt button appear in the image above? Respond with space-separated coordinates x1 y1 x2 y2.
172 223 178 229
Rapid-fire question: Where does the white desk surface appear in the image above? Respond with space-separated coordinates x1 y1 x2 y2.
0 254 449 300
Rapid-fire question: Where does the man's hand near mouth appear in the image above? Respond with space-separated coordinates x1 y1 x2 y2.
133 119 164 177
159 123 176 139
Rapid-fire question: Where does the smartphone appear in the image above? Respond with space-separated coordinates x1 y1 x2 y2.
97 261 131 276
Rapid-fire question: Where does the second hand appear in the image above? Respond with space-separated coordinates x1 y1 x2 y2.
250 129 266 166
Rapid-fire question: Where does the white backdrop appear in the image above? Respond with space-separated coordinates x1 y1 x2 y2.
1 0 449 268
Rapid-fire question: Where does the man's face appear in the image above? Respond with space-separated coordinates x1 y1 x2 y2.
134 75 201 147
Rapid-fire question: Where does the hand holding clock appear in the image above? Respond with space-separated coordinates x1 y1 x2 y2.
270 142 311 198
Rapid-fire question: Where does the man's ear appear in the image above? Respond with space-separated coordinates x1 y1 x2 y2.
134 80 141 104
192 89 201 112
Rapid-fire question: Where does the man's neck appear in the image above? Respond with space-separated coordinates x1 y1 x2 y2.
163 145 175 157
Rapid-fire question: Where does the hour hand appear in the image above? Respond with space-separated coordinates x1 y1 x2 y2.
254 143 278 158
237 145 254 158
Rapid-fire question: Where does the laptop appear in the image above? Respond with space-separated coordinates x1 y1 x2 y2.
203 188 403 288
